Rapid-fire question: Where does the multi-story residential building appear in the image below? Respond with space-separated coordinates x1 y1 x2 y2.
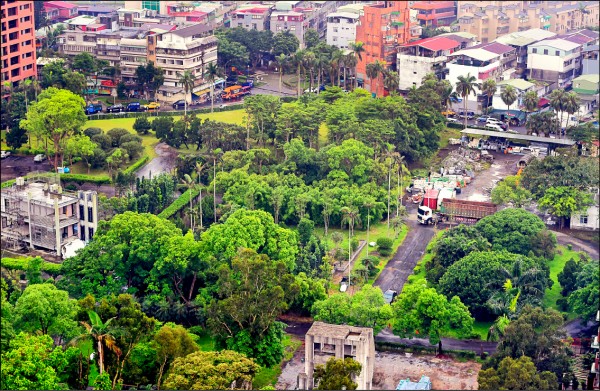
447 41 516 110
77 5 118 18
570 188 599 231
583 45 599 75
1 0 37 89
590 311 600 389
230 5 272 31
58 16 101 56
355 1 417 97
527 30 599 89
457 1 599 44
95 30 121 67
117 8 175 28
1 176 98 257
155 24 218 101
326 11 360 49
495 28 557 78
43 0 78 23
491 78 536 110
295 1 342 39
397 36 463 90
120 36 148 84
571 73 599 118
270 9 307 48
412 1 456 28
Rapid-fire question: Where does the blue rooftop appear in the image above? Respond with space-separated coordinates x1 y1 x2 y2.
396 375 432 390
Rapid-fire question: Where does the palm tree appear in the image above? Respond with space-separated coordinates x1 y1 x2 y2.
500 85 518 126
195 162 207 231
181 174 196 231
275 54 287 94
72 311 121 375
343 53 357 90
350 41 365 89
383 70 399 95
205 63 220 114
550 88 567 137
178 70 195 117
481 79 497 113
292 50 306 98
363 198 375 257
522 90 539 121
382 144 398 234
365 60 385 97
455 73 480 129
564 91 580 137
303 51 317 92
341 206 360 289
391 210 407 239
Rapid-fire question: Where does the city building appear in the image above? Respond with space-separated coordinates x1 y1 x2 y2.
397 36 462 90
230 4 272 31
128 0 175 15
412 1 456 28
155 24 218 101
570 189 599 231
57 16 101 56
571 74 599 118
116 8 175 28
270 9 307 48
297 322 375 390
447 41 516 103
355 1 417 96
1 0 37 89
591 311 600 389
438 31 479 48
77 4 118 18
42 0 78 23
1 176 98 258
326 11 361 49
583 45 599 75
491 78 536 111
456 1 599 44
495 28 556 78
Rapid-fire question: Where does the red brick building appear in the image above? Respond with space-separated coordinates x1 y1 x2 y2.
1 0 37 89
355 1 413 97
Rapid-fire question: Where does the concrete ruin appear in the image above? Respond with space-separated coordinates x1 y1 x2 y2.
297 321 375 390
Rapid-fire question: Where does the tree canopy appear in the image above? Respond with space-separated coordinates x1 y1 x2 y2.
478 356 558 390
314 357 362 391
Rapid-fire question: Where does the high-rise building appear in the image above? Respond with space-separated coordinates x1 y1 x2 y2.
355 1 416 97
1 0 37 89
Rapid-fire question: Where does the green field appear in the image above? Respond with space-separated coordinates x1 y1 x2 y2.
542 245 582 314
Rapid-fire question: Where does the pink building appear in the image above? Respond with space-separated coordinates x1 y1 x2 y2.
43 0 78 23
1 0 37 89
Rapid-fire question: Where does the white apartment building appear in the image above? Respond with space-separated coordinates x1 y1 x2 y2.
527 39 582 88
120 37 148 84
491 78 535 110
326 12 360 49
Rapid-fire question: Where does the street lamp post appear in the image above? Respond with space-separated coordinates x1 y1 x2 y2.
247 65 250 78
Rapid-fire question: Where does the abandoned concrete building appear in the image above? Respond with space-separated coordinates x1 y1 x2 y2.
297 321 375 390
1 175 98 258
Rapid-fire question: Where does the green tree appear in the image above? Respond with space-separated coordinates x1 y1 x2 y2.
290 272 327 315
349 41 365 89
178 70 195 117
153 323 199 389
64 135 97 173
272 30 300 56
40 59 68 88
163 350 260 390
365 60 385 97
14 284 78 342
63 71 87 97
205 62 220 113
500 85 518 118
391 283 474 353
538 186 593 229
568 262 599 321
304 28 320 49
558 258 583 296
491 175 532 207
522 90 539 118
1 281 15 351
550 88 568 137
455 73 480 129
106 148 129 176
314 357 362 391
75 310 120 376
133 117 152 135
478 356 558 390
525 110 558 136
481 79 497 111
383 70 399 94
20 87 87 170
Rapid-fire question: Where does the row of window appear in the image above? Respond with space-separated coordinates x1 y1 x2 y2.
78 205 94 223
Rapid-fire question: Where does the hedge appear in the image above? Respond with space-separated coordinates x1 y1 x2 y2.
87 103 246 121
60 173 112 185
123 155 149 175
158 187 200 219
1 179 15 189
1 257 62 274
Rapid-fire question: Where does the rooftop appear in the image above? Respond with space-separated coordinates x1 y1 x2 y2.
77 5 118 14
307 321 372 340
439 31 478 40
450 48 499 62
470 41 514 55
327 11 361 20
497 78 534 91
573 74 600 84
402 36 460 51
170 23 214 38
495 28 556 47
233 7 271 15
412 1 455 10
65 15 98 26
531 38 580 51
44 1 77 10
461 128 576 146
3 181 78 208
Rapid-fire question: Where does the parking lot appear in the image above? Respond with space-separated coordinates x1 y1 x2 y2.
1 155 53 182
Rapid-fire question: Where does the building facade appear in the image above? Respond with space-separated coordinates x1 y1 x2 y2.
43 1 78 23
570 190 599 231
412 1 456 28
230 5 272 31
326 12 360 49
297 322 375 390
1 0 37 88
355 1 416 97
270 10 307 48
1 176 98 257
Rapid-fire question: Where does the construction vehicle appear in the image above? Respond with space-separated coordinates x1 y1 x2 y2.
222 85 245 100
418 198 496 225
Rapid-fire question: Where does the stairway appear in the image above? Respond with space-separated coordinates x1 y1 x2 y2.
573 355 590 387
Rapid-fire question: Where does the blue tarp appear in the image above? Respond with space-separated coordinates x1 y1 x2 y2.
396 375 432 390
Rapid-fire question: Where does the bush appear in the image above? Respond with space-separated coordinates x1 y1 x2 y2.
1 179 16 189
83 127 103 138
64 183 78 191
60 173 111 185
158 187 201 219
119 134 142 145
107 128 130 147
121 141 144 160
1 257 62 275
351 237 359 252
133 117 152 135
90 147 107 168
123 155 149 175
91 134 112 150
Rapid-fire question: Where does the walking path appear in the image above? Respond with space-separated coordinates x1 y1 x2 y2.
135 143 177 179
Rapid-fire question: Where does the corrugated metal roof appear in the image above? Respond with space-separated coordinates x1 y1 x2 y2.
461 128 575 146
450 48 498 61
498 79 534 91
402 36 460 51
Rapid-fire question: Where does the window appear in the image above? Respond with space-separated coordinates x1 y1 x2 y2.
532 48 537 53
543 49 548 55
579 215 588 224
62 206 67 214
81 229 85 241
89 227 94 239
333 27 338 32
555 50 560 56
88 207 93 222
68 36 75 41
290 25 296 31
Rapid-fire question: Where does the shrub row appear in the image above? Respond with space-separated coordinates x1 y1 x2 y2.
158 187 200 219
87 103 246 121
60 173 111 185
1 179 15 189
1 257 63 274
123 155 150 175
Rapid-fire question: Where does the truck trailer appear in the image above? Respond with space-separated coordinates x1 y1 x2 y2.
417 198 497 225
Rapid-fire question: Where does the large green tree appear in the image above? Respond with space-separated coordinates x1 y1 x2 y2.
314 357 362 391
538 186 593 229
478 356 558 390
568 262 600 321
391 283 474 353
491 175 532 207
153 323 199 389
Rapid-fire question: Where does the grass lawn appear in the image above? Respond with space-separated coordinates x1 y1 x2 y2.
253 334 302 389
542 245 582 315
439 127 462 149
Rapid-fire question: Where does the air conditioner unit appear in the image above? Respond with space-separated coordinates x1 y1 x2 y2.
16 177 25 186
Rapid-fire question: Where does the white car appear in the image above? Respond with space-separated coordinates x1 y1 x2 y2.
485 124 503 131
486 118 502 125
447 118 460 123
0 150 10 159
33 154 46 163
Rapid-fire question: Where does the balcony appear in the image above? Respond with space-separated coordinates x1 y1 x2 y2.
592 336 599 349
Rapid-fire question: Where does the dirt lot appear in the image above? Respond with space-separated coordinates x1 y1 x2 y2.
276 348 480 390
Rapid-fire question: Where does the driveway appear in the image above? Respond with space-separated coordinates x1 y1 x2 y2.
135 143 178 179
1 155 53 182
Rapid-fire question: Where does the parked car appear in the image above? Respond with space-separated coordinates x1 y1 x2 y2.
447 118 460 123
84 103 103 115
477 116 490 123
126 102 141 112
143 102 161 111
485 124 503 131
486 118 502 125
34 154 46 163
441 109 456 117
0 150 11 159
459 111 475 119
383 289 397 304
106 103 124 113
450 96 462 103
172 100 186 109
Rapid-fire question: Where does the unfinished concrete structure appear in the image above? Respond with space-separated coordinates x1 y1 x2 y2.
297 322 375 390
1 175 98 257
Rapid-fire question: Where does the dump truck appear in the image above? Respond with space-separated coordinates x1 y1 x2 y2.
417 198 496 225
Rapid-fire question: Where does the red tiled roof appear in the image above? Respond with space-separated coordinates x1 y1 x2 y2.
402 36 460 51
44 1 77 9
234 7 269 14
538 97 550 107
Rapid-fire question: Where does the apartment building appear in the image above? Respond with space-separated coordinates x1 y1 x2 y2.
1 0 37 88
326 11 360 49
1 176 98 257
457 1 599 44
155 24 218 100
270 9 307 48
495 28 556 78
120 36 148 84
43 0 78 23
355 1 417 97
570 189 599 231
583 45 599 75
58 16 102 56
491 78 536 110
95 30 121 67
527 29 599 89
397 36 463 90
230 5 272 31
447 41 516 104
412 1 456 28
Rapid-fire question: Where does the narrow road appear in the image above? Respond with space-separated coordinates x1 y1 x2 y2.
135 143 177 179
373 216 436 294
553 230 599 260
376 329 498 354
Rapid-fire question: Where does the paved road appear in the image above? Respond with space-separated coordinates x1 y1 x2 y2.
553 230 599 260
1 155 53 182
135 143 178 180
